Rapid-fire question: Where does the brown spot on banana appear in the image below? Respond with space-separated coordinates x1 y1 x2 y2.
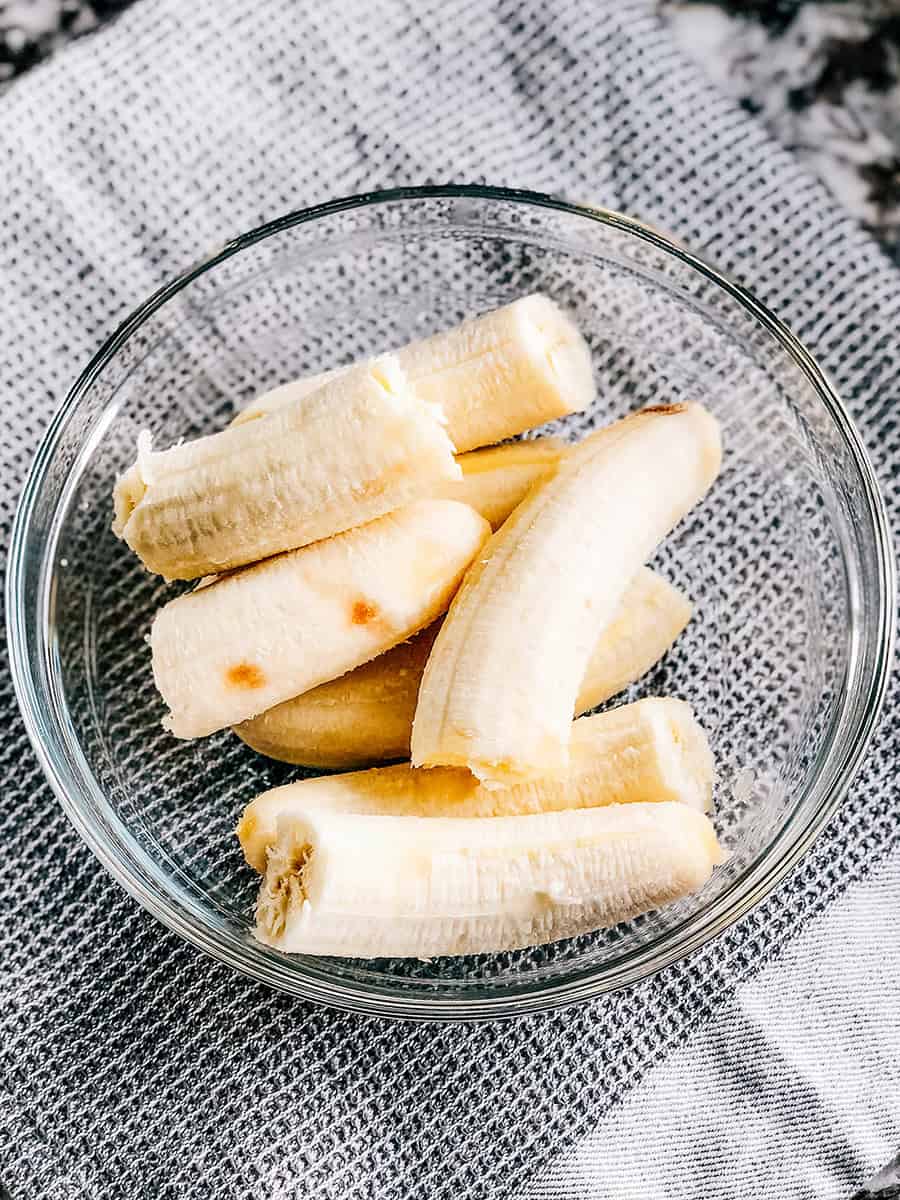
641 403 688 415
226 662 267 689
351 599 380 626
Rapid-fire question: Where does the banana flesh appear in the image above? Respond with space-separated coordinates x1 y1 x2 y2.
230 294 595 453
253 800 723 958
234 626 440 769
113 356 459 580
234 567 691 769
230 368 346 426
576 565 692 712
151 499 491 738
433 437 565 529
234 421 564 530
237 697 714 872
411 403 722 784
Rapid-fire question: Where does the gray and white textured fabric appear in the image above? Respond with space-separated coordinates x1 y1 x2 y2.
1 2 898 1197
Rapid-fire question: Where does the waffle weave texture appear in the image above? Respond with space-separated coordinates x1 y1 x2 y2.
1 2 898 1197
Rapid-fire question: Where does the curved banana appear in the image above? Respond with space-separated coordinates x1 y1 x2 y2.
231 294 595 453
234 567 691 769
151 499 491 738
410 403 722 784
237 697 714 873
113 356 458 580
253 800 723 958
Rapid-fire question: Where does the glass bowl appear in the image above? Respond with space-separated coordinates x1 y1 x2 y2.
7 186 894 1020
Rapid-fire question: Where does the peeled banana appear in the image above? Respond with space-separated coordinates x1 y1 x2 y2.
234 626 438 770
231 367 346 426
575 565 692 712
237 697 714 872
113 356 458 580
252 800 723 957
432 437 565 529
231 294 595 453
234 567 691 769
234 426 562 532
411 403 722 784
151 499 491 738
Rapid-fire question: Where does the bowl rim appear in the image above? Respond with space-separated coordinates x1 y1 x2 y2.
6 183 896 1021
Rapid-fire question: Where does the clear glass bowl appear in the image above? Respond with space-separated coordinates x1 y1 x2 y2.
7 186 894 1020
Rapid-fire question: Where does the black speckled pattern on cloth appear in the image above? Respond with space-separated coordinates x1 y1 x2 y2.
1 2 899 1198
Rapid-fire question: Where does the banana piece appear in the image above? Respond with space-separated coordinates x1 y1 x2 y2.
434 438 566 529
237 697 714 872
230 294 595 452
252 801 723 958
231 368 347 426
233 424 563 530
234 567 691 769
235 626 440 769
411 403 722 784
151 499 491 738
575 566 692 712
112 356 459 580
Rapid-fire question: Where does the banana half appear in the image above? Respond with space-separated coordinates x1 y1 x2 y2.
434 437 566 529
253 801 723 958
113 356 459 580
151 499 491 738
237 697 715 873
411 403 722 784
231 293 595 453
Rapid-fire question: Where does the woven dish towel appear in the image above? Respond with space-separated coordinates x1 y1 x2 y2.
1 2 898 1197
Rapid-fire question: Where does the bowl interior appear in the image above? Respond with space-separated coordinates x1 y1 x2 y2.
15 192 886 1014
